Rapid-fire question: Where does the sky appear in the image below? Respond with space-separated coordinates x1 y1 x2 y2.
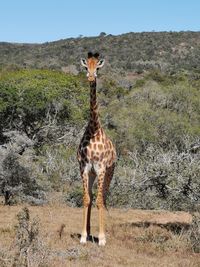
0 0 200 43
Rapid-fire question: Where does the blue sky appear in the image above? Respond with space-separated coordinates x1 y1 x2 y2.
0 0 200 43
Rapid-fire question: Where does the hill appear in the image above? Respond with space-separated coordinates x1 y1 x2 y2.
0 31 200 73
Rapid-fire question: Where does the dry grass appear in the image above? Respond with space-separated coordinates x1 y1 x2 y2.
0 200 199 267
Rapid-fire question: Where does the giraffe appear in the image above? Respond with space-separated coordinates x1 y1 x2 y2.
77 52 116 246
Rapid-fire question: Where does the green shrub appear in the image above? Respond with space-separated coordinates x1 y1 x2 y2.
0 69 88 136
65 186 83 207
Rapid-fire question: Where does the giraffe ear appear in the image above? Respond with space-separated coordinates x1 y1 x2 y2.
88 52 93 58
94 52 100 59
81 58 87 68
97 59 105 68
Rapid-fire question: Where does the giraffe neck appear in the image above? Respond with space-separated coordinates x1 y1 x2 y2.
88 81 101 134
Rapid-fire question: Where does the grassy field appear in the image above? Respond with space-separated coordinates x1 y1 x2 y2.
0 199 199 267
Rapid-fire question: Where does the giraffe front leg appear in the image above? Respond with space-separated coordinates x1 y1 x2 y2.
80 171 90 244
86 172 96 237
96 170 106 246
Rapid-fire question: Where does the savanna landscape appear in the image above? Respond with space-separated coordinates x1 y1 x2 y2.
0 31 200 266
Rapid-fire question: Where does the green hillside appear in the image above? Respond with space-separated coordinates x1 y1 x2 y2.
0 31 200 73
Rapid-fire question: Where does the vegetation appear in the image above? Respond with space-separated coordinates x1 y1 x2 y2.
0 67 199 211
0 31 199 266
0 31 199 212
0 69 88 137
0 31 200 73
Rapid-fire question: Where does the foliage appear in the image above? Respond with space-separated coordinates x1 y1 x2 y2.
0 151 46 205
0 131 47 205
188 213 200 253
102 72 200 152
0 67 199 211
0 69 88 137
108 140 200 211
38 143 80 191
65 186 83 207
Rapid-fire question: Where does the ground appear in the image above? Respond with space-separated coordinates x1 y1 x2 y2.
0 200 199 267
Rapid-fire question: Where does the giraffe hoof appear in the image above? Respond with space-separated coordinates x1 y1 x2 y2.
98 237 106 246
80 235 87 244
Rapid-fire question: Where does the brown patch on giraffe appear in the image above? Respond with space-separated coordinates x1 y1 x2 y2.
98 144 103 150
96 135 100 142
94 156 99 161
108 158 113 166
100 152 105 161
91 136 96 143
109 141 112 149
98 162 103 168
93 104 97 110
91 151 94 159
107 150 111 156
92 111 97 117
90 127 95 134
93 121 98 127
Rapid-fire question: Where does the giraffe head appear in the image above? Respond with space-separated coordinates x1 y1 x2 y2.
81 52 105 82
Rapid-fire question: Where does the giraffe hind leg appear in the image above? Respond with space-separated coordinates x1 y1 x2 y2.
103 163 115 208
96 169 106 246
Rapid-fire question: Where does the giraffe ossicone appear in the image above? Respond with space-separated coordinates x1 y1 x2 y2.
78 52 116 246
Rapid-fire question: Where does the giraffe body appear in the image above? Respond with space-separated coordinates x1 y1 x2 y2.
78 53 116 246
78 126 116 176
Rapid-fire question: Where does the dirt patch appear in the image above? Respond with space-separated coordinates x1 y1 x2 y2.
0 204 199 267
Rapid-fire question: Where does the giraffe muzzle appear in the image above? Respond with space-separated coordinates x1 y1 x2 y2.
88 76 96 82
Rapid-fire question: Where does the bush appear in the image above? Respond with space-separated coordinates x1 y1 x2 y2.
101 73 200 152
107 139 200 211
0 151 46 205
188 213 200 253
65 186 83 207
13 207 49 267
0 131 47 205
0 69 88 137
